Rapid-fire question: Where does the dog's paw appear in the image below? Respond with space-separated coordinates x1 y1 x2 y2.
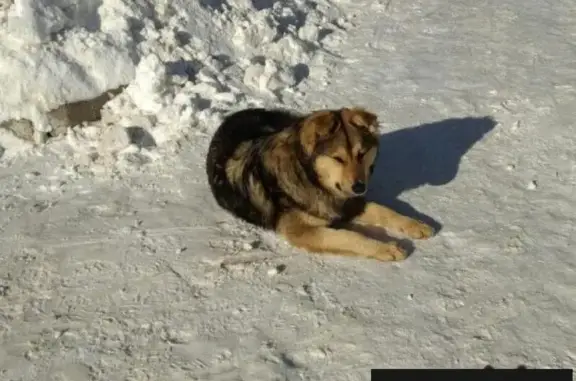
400 219 435 240
370 242 408 262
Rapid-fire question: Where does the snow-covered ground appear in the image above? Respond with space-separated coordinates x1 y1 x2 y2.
0 0 575 379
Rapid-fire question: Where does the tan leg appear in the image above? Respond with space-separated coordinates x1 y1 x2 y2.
276 210 407 262
352 202 435 239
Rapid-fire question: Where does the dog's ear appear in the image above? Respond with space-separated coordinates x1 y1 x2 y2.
299 111 337 155
341 107 378 134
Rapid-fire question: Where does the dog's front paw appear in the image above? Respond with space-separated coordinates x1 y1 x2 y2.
370 242 408 262
400 219 435 240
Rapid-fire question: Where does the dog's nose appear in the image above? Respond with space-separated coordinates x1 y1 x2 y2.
352 181 366 195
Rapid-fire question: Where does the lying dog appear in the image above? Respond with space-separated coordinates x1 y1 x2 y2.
205 107 435 261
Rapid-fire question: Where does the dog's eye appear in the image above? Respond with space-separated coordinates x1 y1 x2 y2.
332 156 345 164
357 151 366 160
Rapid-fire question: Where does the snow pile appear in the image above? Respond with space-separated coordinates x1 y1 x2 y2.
0 0 135 128
0 0 353 165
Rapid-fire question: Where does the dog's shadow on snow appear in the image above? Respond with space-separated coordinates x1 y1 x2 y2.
365 116 497 238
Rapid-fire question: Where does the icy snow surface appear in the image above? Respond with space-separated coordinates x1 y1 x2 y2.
0 0 575 379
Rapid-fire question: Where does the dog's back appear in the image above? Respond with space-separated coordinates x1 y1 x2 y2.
206 108 301 228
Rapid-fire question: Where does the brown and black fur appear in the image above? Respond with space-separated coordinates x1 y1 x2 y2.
206 107 435 262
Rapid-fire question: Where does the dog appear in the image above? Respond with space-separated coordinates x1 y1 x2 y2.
205 107 435 261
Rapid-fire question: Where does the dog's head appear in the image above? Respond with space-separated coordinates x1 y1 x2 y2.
299 107 380 198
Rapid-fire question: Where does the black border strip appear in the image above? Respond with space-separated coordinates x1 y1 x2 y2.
371 369 573 381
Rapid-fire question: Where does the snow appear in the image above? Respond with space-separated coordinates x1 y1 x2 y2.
0 0 575 378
